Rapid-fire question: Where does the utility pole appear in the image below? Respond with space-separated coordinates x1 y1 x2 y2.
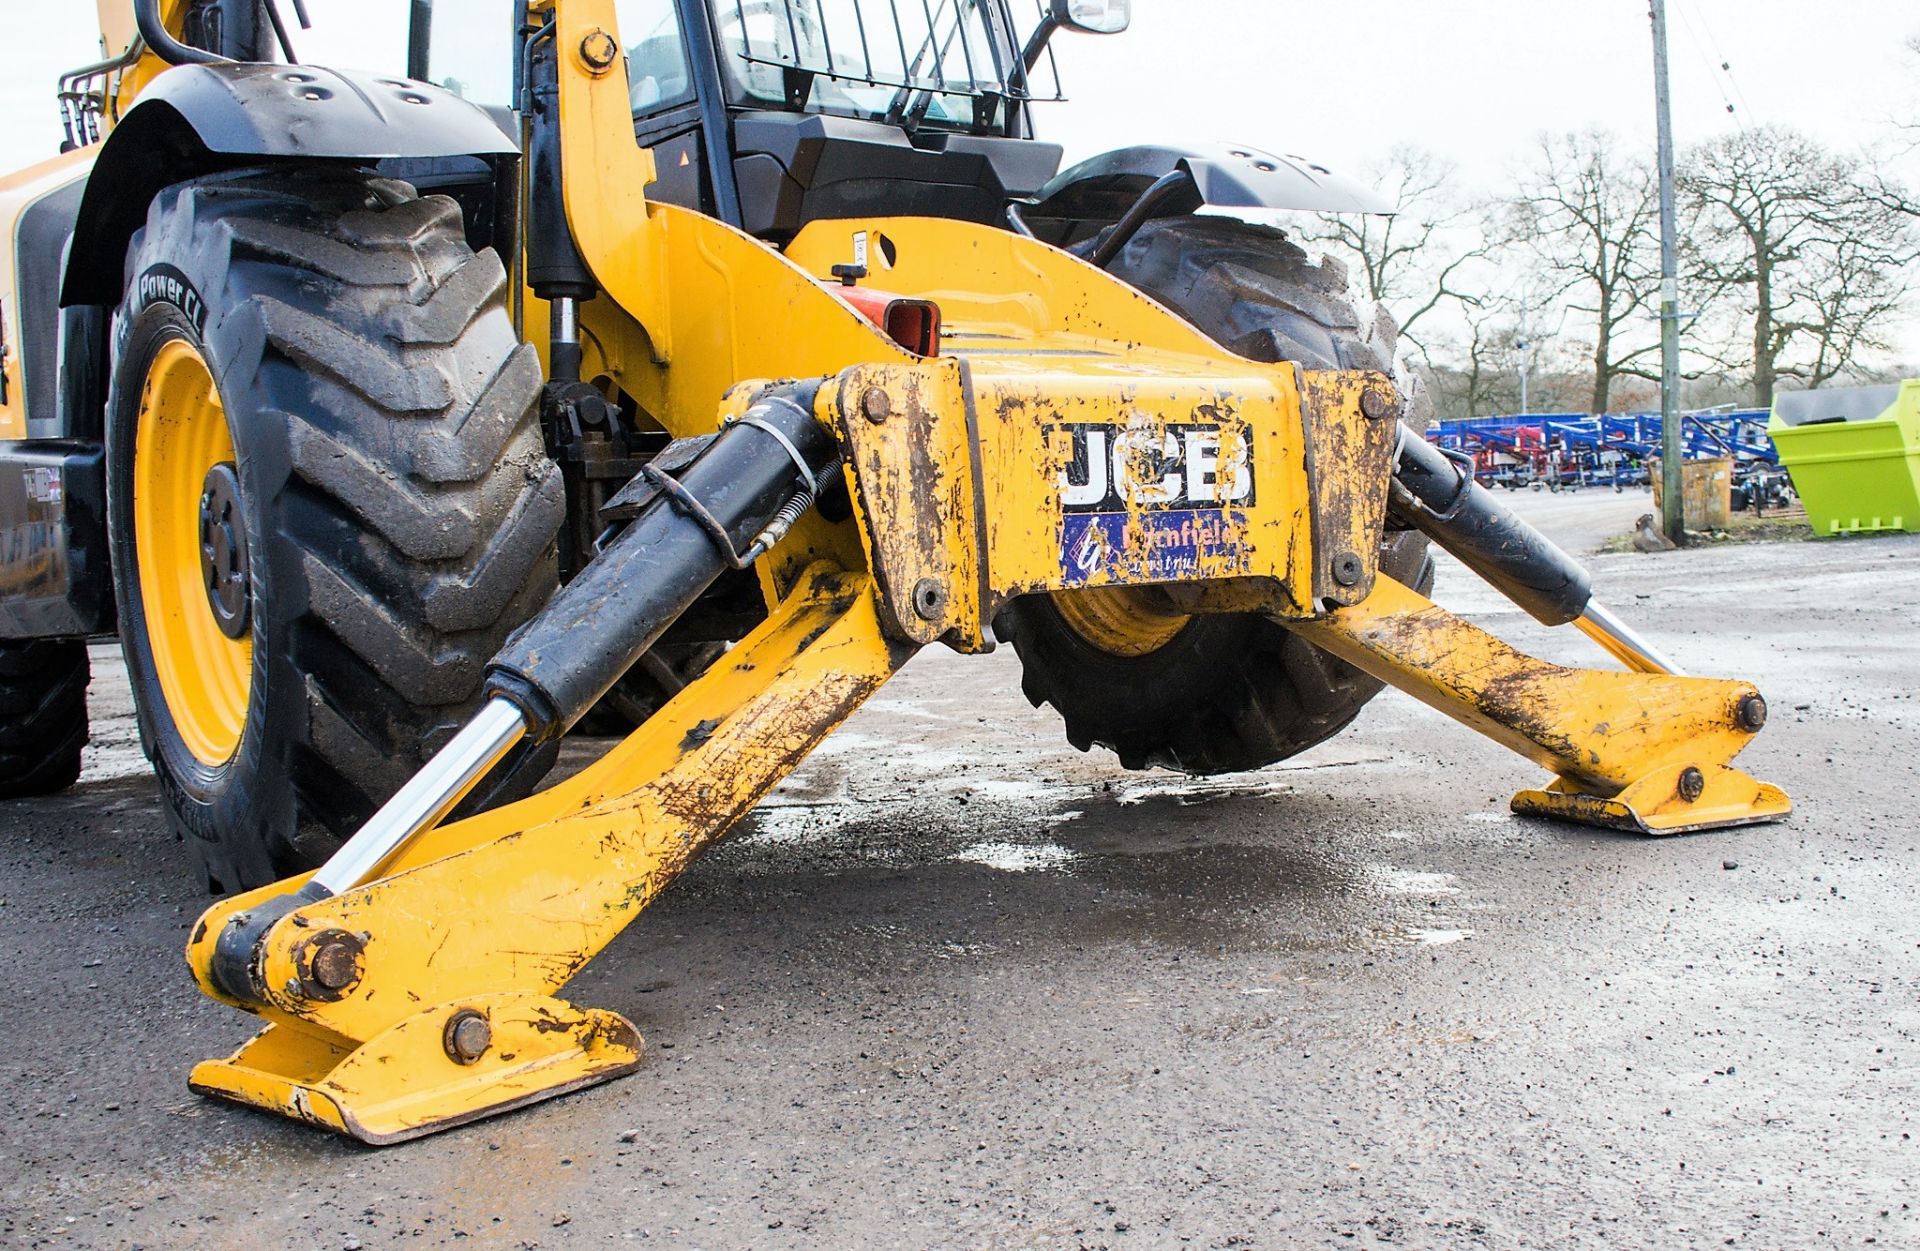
1515 297 1531 414
1651 0 1685 542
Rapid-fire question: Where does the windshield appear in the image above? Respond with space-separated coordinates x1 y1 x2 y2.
712 0 1016 130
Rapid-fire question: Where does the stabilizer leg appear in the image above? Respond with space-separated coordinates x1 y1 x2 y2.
189 996 642 1146
1284 575 1790 835
186 568 911 1142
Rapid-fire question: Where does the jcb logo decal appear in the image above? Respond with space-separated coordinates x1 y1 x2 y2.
1054 422 1254 513
1049 421 1254 588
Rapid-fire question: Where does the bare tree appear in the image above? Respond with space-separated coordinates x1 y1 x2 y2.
1511 131 1662 414
1680 125 1918 405
1795 230 1913 389
1296 144 1492 357
1424 277 1589 421
1446 301 1525 419
1876 34 1920 181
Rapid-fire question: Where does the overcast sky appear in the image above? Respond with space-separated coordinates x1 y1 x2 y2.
5 2 1916 356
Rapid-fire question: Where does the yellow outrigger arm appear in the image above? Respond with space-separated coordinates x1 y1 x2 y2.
180 350 1787 1144
1293 578 1787 835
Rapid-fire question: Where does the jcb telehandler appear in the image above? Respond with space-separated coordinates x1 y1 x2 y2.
0 0 1788 1142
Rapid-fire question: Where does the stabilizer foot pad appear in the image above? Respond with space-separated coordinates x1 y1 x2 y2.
189 993 643 1145
1512 763 1792 836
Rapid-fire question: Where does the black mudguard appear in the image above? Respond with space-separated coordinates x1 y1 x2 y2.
61 62 517 306
1018 142 1390 248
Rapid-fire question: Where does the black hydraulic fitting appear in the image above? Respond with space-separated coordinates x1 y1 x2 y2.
522 17 596 382
1389 424 1594 626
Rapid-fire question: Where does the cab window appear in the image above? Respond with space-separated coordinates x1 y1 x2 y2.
615 0 696 115
420 0 516 108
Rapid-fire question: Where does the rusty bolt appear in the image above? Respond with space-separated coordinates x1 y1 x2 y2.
1677 766 1706 803
579 29 620 72
1330 551 1364 587
443 1009 493 1065
299 930 365 996
1359 388 1400 422
911 577 948 622
860 387 892 424
1736 695 1768 732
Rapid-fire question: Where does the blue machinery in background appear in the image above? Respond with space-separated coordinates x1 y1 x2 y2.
1427 408 1779 490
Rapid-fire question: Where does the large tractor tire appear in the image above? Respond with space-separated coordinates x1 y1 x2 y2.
1000 215 1433 775
0 639 89 798
106 169 565 891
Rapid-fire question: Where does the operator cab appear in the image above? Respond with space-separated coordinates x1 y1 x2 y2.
416 0 1131 243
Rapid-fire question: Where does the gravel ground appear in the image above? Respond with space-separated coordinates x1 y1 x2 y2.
2 489 1915 1251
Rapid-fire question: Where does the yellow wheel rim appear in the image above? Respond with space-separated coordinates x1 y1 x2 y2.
133 338 252 767
1050 586 1191 658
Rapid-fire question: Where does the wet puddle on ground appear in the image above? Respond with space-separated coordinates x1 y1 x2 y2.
949 840 1079 872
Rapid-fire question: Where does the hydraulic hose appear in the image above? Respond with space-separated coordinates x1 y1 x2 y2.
134 0 228 64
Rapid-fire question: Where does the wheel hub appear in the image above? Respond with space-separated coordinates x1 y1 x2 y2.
1050 586 1190 657
197 462 250 639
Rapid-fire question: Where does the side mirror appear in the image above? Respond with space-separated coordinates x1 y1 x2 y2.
1050 0 1131 35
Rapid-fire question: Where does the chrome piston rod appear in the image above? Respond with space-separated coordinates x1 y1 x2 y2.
1390 422 1681 676
307 698 528 896
1575 599 1685 677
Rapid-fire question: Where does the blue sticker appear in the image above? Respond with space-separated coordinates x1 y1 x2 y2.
1060 508 1249 587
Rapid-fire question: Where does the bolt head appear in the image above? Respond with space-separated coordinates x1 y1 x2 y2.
1677 766 1706 803
1330 552 1364 588
579 29 620 71
861 387 892 424
309 939 361 990
444 1010 493 1065
911 577 948 622
295 929 366 998
1359 388 1400 422
1736 694 1768 732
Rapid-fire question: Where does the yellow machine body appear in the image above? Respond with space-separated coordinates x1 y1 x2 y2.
161 0 1795 1142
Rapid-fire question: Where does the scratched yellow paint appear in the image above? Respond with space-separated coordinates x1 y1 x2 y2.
1289 573 1790 831
189 567 904 1036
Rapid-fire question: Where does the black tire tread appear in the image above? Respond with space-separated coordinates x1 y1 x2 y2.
112 170 563 886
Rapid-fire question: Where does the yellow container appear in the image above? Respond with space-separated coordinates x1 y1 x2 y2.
1650 456 1733 530
1769 381 1920 535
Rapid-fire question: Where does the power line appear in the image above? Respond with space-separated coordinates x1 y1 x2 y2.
1672 3 1738 120
1676 0 1760 126
1682 0 1760 118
